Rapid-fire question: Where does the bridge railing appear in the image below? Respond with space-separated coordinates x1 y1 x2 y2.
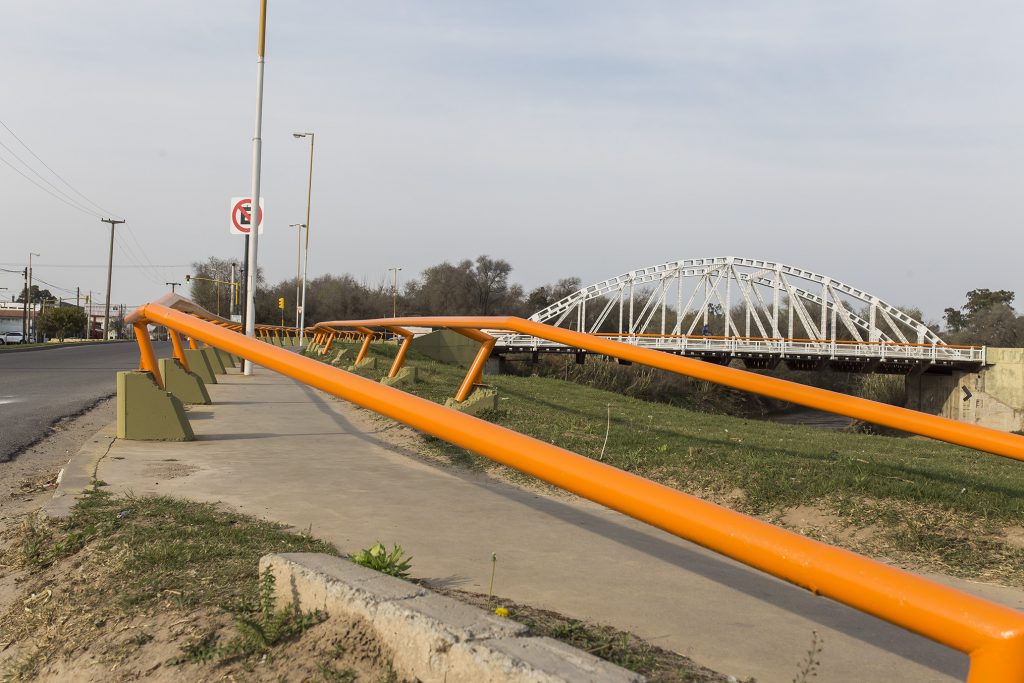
126 298 1024 682
492 332 986 364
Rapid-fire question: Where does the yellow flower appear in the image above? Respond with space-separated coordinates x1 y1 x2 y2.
494 607 509 618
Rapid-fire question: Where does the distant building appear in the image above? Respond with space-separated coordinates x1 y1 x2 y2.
0 309 26 335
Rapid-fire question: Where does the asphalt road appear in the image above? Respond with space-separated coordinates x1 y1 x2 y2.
0 342 171 461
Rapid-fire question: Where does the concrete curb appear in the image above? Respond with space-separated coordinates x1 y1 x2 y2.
262 553 645 683
45 423 118 519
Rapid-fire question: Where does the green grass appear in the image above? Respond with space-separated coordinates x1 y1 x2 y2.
315 340 1024 582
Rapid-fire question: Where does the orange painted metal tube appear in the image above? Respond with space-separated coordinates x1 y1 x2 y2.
129 303 1024 681
188 336 199 350
169 330 190 373
321 331 337 356
451 327 496 402
317 316 1024 463
133 322 163 389
354 327 375 363
384 326 414 378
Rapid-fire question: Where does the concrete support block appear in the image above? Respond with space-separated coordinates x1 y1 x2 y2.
182 348 217 384
261 553 642 683
347 356 378 372
381 366 418 388
215 348 236 369
203 346 226 374
116 371 194 441
158 358 211 405
445 387 499 416
330 348 352 366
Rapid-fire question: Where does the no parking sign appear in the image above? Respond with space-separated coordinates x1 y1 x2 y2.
230 197 265 235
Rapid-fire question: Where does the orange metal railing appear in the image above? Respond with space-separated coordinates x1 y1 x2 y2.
310 317 1024 464
126 296 1024 682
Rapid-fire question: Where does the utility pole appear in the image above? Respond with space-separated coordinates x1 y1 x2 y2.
21 267 27 336
27 253 39 341
76 287 82 339
243 0 268 376
166 281 181 293
100 218 125 341
388 266 402 318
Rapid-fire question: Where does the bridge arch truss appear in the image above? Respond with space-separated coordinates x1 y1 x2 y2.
495 257 983 372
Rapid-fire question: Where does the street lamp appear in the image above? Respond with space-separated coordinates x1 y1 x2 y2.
289 223 306 329
388 267 402 318
292 131 314 344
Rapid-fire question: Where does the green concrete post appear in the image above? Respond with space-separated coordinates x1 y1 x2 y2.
182 348 217 384
116 371 194 441
203 347 227 374
158 358 211 405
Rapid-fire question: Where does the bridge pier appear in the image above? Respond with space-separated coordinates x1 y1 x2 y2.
906 348 1024 432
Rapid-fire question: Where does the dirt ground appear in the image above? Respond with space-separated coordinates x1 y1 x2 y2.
0 402 401 682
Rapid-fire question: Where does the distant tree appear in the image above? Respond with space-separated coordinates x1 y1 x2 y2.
404 256 524 316
944 289 1022 346
525 277 582 313
189 256 262 317
38 306 87 341
16 284 53 303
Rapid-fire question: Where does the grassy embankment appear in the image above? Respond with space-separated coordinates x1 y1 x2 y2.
1 487 733 683
313 339 1024 585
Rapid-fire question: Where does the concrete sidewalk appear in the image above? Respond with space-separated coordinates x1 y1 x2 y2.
56 366 1024 683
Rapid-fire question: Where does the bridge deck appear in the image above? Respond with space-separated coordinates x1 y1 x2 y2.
493 334 985 373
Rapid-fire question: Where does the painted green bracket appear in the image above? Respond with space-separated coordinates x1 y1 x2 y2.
182 348 217 384
116 371 194 441
443 387 499 416
158 358 211 405
202 347 226 374
215 348 236 369
381 366 418 388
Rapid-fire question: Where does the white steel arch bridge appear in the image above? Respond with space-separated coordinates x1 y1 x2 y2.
493 256 984 374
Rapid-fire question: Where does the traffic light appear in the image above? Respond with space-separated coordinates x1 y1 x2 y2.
278 297 285 310
185 274 191 282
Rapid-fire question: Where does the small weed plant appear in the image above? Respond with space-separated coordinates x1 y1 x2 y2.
351 542 413 578
177 568 325 664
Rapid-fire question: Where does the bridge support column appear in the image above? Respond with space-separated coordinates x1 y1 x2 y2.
906 349 1024 432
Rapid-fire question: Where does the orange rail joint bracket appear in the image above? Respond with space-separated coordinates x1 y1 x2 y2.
124 297 1024 681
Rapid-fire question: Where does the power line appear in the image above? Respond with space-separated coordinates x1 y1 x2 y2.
0 152 105 219
0 117 122 220
0 263 190 268
0 139 103 217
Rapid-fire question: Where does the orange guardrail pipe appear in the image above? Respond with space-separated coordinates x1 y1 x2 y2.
126 298 1024 682
314 316 1024 464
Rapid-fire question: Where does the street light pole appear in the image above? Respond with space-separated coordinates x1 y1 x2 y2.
388 266 402 318
243 0 269 376
100 218 125 340
289 223 305 328
292 131 314 344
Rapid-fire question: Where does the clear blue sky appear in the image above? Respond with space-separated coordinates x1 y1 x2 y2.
1 1 1021 323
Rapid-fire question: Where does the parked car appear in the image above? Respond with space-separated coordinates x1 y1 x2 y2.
0 331 26 344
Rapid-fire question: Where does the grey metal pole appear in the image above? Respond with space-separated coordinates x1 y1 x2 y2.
290 223 303 328
243 0 268 376
27 253 37 341
100 218 124 341
297 133 314 345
